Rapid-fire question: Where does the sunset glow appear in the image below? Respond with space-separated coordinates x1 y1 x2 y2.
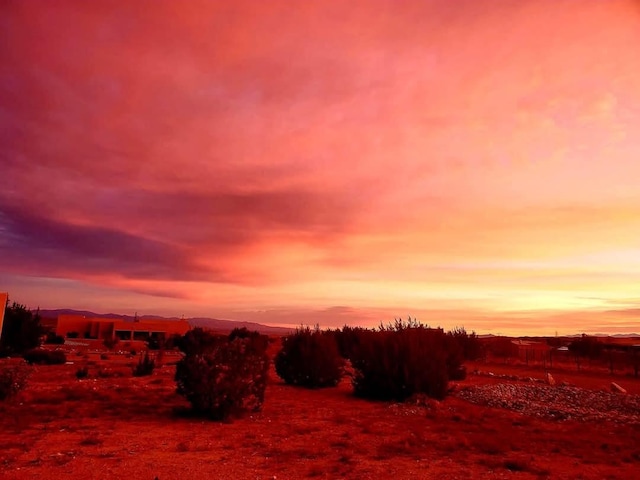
2 0 640 335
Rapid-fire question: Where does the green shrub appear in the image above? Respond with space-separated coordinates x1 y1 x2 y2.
133 351 156 377
0 364 29 400
350 319 455 401
23 348 67 365
175 333 269 421
75 366 89 379
275 326 344 388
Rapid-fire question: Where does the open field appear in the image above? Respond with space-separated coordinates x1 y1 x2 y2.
1 349 639 479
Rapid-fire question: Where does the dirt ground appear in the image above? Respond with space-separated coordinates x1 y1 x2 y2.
1 350 639 479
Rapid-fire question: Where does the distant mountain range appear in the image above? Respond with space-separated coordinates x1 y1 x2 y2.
38 309 294 335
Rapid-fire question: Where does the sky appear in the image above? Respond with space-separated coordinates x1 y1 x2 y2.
2 0 640 335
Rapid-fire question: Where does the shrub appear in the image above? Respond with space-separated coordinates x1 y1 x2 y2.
75 366 89 379
23 348 67 365
176 328 224 356
229 328 269 354
350 319 456 401
275 326 344 388
133 351 156 377
448 327 482 361
333 326 369 360
175 333 269 421
103 337 120 351
44 332 65 345
97 367 127 378
0 364 28 400
568 335 603 360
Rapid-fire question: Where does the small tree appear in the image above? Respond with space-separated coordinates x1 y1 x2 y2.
0 302 43 356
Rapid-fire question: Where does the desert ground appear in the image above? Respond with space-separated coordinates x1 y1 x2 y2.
1 345 639 479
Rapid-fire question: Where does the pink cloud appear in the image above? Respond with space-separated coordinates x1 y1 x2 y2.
2 0 640 334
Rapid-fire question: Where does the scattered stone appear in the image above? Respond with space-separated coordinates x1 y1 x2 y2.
455 383 640 424
611 382 627 394
546 373 555 386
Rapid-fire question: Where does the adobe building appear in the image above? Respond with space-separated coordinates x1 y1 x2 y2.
0 292 7 342
55 314 190 342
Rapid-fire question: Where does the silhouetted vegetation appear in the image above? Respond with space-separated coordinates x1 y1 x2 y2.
0 302 43 357
75 366 89 379
448 326 482 361
0 364 28 401
23 348 67 365
44 332 65 345
275 326 344 388
103 337 120 351
333 325 369 360
568 335 603 359
174 329 269 421
132 351 156 377
175 327 224 356
484 336 518 362
229 327 269 354
348 318 459 401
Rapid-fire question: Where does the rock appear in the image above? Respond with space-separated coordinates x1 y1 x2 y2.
611 382 627 394
546 373 555 386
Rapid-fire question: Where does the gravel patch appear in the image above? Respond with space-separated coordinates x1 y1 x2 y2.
455 383 640 424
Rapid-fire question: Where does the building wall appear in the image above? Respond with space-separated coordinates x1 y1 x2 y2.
56 314 190 340
0 293 7 342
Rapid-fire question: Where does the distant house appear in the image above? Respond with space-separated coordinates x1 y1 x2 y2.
511 339 551 363
55 314 190 342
